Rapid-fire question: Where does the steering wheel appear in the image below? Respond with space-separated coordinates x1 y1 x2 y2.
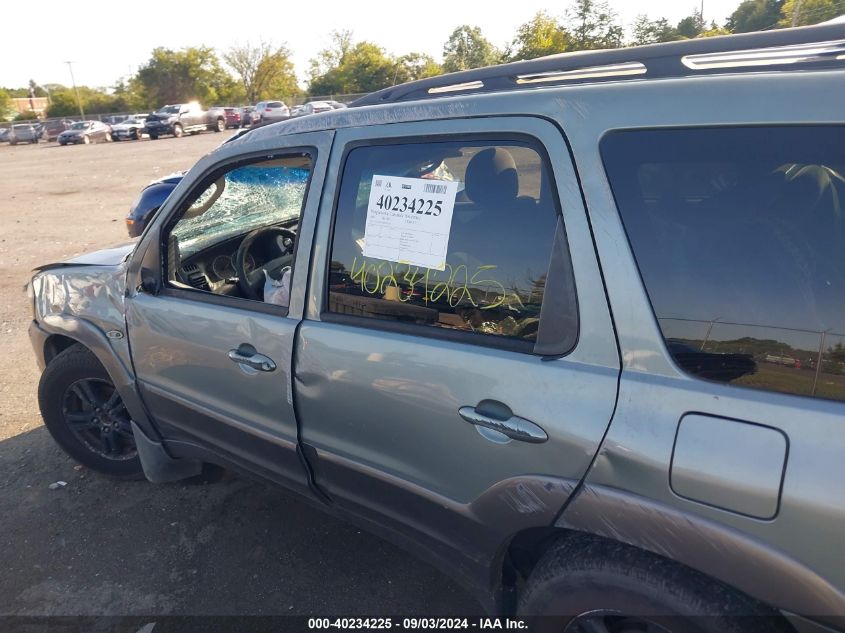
234 226 297 300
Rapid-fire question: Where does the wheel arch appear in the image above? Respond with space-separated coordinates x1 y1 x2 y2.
503 526 799 624
500 484 845 627
31 318 160 442
43 333 78 366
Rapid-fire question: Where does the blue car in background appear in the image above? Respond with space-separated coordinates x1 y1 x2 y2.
125 173 183 237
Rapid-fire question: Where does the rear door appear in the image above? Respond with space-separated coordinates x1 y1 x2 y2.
294 117 619 576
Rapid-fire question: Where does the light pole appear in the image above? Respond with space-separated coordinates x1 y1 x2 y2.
65 61 85 120
791 0 803 26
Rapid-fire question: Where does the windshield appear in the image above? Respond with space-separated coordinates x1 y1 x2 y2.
173 164 311 255
70 122 88 130
158 105 181 114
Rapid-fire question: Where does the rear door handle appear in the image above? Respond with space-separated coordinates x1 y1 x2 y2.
458 405 548 443
228 348 276 372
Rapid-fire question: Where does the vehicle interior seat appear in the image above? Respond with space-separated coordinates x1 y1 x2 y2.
450 147 554 265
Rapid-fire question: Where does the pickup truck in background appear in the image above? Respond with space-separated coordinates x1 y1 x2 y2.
143 102 226 139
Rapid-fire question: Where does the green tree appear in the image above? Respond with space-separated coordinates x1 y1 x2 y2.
506 11 570 61
309 30 354 81
309 40 398 95
726 0 785 32
133 46 237 109
43 86 134 117
630 15 680 44
224 41 301 103
442 25 500 72
676 10 706 38
565 0 624 50
45 90 82 117
0 88 12 121
393 53 442 83
699 22 732 37
779 0 845 26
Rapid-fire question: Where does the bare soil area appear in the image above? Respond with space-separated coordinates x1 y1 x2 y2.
0 135 477 616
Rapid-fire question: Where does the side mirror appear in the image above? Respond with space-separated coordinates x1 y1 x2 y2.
140 267 161 295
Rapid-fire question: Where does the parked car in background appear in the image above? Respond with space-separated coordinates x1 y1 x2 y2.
240 106 256 126
325 100 347 110
144 102 226 139
253 100 289 122
288 105 305 118
125 172 184 237
8 123 41 145
111 116 146 141
223 107 242 129
57 120 112 145
300 101 334 116
0 127 9 143
43 119 75 142
102 115 127 126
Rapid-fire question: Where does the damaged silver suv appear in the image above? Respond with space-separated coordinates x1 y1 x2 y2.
28 24 845 633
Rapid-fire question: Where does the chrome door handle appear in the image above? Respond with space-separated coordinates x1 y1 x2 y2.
228 349 276 372
458 406 548 443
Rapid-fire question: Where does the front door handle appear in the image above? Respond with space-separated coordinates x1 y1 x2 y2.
228 347 276 372
458 404 548 443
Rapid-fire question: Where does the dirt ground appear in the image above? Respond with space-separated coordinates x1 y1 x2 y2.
0 134 478 617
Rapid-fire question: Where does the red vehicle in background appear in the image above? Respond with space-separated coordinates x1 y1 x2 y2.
223 107 242 129
43 119 75 142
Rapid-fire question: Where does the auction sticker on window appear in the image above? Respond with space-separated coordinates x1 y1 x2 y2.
363 174 459 271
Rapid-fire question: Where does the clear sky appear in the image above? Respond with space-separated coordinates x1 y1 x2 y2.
1 0 741 90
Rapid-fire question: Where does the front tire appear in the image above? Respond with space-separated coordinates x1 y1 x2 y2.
172 124 183 138
215 118 225 132
38 345 143 478
149 132 158 140
82 135 90 145
518 535 790 633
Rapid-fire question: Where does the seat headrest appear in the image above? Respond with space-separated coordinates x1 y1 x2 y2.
465 148 519 207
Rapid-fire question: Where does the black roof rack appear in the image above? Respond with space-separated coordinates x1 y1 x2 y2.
350 22 845 107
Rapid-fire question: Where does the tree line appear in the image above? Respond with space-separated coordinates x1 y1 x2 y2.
1 0 842 120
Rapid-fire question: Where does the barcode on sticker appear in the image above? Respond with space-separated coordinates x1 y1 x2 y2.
424 183 448 194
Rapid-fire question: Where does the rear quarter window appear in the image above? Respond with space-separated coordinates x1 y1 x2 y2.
603 126 845 402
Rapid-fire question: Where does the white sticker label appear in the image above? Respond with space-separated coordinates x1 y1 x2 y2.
362 174 459 271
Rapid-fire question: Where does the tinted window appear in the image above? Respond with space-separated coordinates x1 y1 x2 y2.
603 126 845 401
328 139 568 348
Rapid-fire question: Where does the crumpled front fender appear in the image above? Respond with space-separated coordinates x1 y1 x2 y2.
29 253 158 439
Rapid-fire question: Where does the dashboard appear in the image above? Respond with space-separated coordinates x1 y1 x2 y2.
176 226 296 296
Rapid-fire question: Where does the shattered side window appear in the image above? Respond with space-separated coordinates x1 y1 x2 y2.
172 159 311 256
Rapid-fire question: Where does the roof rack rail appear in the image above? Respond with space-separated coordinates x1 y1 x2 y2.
350 23 845 107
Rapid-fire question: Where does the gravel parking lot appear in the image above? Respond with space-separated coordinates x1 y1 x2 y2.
0 134 479 617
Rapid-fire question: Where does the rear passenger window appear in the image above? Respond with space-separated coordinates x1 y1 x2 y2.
327 138 575 351
603 126 845 401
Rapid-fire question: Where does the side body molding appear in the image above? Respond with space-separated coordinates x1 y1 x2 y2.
556 484 845 624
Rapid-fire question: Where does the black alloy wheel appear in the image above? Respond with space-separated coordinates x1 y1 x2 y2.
61 377 136 461
38 345 143 477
